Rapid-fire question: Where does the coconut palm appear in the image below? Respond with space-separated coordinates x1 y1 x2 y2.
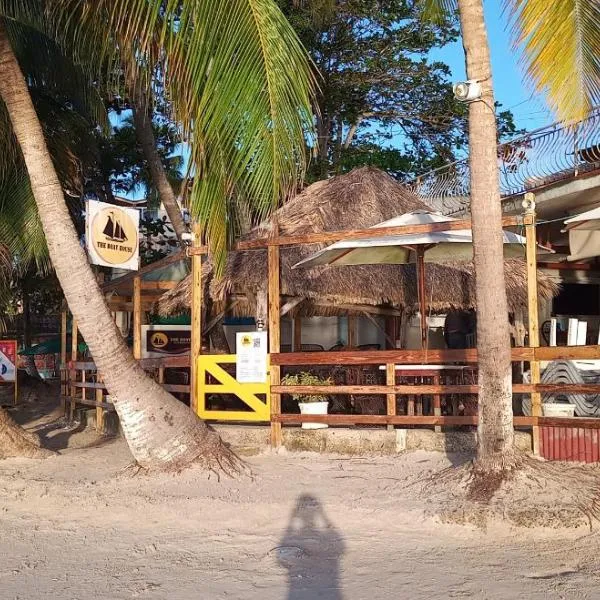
422 0 600 476
0 1 314 470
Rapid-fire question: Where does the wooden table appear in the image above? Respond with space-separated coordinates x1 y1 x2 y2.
379 364 476 428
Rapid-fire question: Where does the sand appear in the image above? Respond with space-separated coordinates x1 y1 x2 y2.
2 398 600 599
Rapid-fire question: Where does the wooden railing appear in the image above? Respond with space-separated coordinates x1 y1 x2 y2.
269 346 600 432
62 355 191 431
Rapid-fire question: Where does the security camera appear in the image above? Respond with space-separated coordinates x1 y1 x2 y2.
453 80 482 103
522 193 536 213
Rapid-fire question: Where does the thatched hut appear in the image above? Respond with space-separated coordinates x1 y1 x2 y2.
158 167 557 345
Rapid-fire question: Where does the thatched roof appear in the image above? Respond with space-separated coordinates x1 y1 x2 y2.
158 166 558 316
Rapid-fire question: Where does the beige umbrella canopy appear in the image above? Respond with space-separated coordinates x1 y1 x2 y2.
158 167 558 319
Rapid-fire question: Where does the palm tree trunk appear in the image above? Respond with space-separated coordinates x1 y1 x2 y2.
0 408 51 459
457 0 516 472
0 22 234 471
132 103 187 243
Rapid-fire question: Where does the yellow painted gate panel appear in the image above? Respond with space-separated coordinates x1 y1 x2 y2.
196 354 270 421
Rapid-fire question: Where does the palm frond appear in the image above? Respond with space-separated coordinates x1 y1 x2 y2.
420 0 458 24
0 170 49 273
506 0 600 121
45 0 316 268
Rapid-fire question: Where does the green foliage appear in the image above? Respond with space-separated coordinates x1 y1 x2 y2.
0 0 316 272
100 113 184 207
281 0 523 181
139 214 178 266
279 0 462 179
281 371 332 403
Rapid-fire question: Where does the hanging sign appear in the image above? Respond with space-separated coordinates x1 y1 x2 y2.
141 325 191 359
86 199 140 271
0 340 17 382
236 331 268 383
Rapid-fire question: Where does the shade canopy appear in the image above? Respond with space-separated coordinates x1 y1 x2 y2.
564 207 600 261
293 210 530 269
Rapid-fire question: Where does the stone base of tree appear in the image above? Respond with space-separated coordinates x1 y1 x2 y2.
0 408 53 459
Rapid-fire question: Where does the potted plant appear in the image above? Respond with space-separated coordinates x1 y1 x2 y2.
281 372 332 429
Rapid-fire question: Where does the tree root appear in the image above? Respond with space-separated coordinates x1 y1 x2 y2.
424 452 600 530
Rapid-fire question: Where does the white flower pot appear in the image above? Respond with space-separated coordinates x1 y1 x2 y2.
543 403 576 418
298 401 329 429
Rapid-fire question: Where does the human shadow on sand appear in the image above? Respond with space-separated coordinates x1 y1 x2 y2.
276 494 345 600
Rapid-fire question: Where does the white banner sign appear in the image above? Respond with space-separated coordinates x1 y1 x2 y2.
0 350 16 382
236 331 268 383
86 199 140 271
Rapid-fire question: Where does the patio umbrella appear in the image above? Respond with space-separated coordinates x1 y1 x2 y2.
564 206 600 261
293 210 532 348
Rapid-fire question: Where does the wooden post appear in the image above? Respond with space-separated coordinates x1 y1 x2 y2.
386 363 396 432
524 194 541 455
60 309 67 411
190 223 203 414
416 247 427 349
95 378 104 434
133 276 142 360
433 373 441 433
70 317 78 421
293 318 302 352
268 230 282 448
348 315 358 348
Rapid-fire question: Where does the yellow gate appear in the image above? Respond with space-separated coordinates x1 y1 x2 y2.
196 354 270 421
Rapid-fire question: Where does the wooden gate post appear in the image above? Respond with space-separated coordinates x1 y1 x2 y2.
69 317 78 421
190 222 203 414
268 222 282 447
133 276 142 360
524 193 541 455
60 307 68 412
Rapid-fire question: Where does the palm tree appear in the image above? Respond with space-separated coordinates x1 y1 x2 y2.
423 0 600 476
0 1 314 470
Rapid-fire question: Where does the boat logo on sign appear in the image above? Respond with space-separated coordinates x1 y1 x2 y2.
150 333 169 349
91 207 137 265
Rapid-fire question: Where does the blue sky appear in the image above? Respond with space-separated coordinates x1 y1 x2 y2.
430 2 554 132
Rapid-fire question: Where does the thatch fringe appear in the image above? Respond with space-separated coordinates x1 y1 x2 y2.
158 167 558 317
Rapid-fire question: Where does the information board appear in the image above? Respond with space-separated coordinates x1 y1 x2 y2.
235 331 268 383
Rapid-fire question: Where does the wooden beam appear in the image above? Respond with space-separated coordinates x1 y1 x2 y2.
139 281 179 291
133 276 142 360
190 223 203 414
281 296 304 316
386 363 396 431
525 196 541 455
348 315 357 348
534 345 600 361
101 249 186 292
71 317 78 362
268 235 282 448
270 347 535 366
307 300 404 317
236 215 522 250
185 245 208 256
105 301 158 312
60 309 68 411
273 383 600 395
138 356 191 369
538 261 598 271
273 414 535 426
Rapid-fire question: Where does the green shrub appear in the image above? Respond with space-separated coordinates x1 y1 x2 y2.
281 371 332 403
